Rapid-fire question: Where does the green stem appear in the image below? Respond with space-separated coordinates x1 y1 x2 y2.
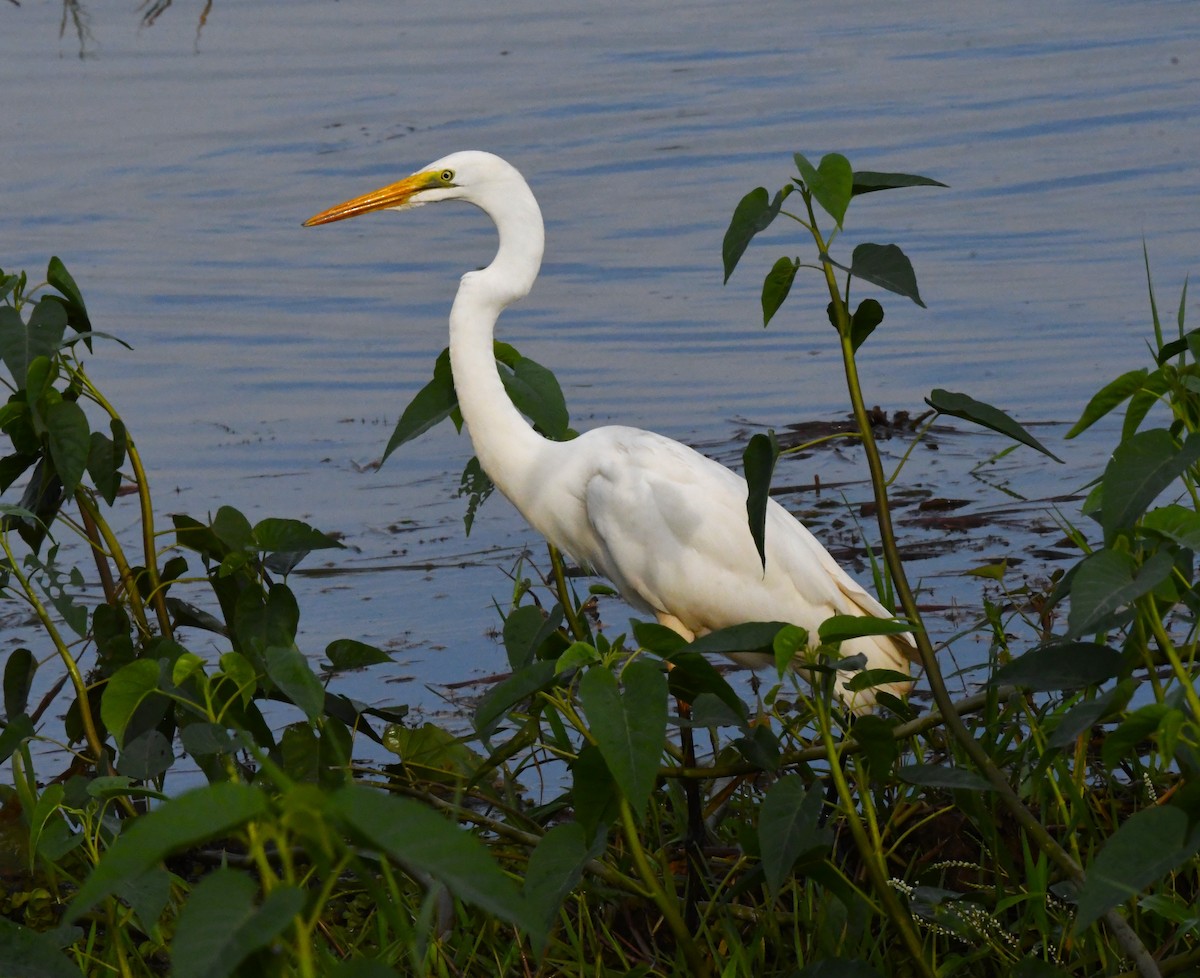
804 196 1161 978
816 704 934 976
617 797 711 978
548 543 586 641
1 532 106 769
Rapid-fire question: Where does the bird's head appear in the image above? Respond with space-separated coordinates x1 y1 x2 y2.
302 151 514 227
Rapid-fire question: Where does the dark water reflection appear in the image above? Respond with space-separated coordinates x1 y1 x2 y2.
2 0 1199 735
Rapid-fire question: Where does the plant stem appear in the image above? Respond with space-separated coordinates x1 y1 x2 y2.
805 200 1162 978
1 532 107 769
617 797 711 978
548 543 586 641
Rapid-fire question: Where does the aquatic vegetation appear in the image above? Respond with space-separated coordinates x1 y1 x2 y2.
0 151 1197 977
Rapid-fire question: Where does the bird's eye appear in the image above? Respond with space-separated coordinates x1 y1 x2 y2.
440 169 455 183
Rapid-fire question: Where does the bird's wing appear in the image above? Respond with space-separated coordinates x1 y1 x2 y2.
573 427 894 639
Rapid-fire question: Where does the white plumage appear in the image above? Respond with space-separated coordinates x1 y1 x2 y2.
305 151 917 712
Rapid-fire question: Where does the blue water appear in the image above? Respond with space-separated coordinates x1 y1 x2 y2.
2 0 1198 745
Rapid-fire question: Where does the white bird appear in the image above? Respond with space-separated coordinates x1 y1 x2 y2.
304 151 916 712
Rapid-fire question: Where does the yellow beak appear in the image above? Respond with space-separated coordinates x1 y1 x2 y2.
302 170 441 227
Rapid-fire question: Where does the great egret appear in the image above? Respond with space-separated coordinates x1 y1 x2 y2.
304 151 916 712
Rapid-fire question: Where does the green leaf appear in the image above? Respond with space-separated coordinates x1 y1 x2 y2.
794 152 853 228
383 348 457 463
1067 368 1149 438
689 621 789 656
45 399 90 495
87 421 127 505
849 243 925 307
265 646 325 722
211 505 254 554
474 660 557 738
723 185 790 283
499 353 570 441
1074 806 1200 931
324 638 393 671
502 603 559 670
68 782 269 921
895 763 994 792
116 729 175 780
848 298 885 352
761 257 798 326
101 659 162 748
743 430 779 569
523 822 604 952
0 917 84 978
577 659 667 816
758 776 831 895
571 744 620 839
328 785 534 930
1140 504 1200 550
1101 429 1200 543
926 389 1064 462
1066 548 1175 638
818 614 913 644
4 647 36 717
991 642 1123 692
850 170 948 196
1046 681 1134 749
663 650 748 722
172 868 305 978
632 619 688 656
252 518 343 554
47 256 92 333
0 298 66 387
772 623 808 674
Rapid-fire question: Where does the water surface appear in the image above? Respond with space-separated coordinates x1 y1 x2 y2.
2 0 1199 731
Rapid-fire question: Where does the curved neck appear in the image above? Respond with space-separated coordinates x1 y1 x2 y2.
448 172 551 509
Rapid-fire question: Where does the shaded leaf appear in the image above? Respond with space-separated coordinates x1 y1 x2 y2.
172 868 305 978
0 917 84 978
0 298 66 386
116 729 175 780
47 256 92 333
324 638 393 671
1047 681 1134 749
68 782 269 920
664 650 748 722
252 518 343 554
523 822 605 952
1067 368 1149 438
743 430 779 569
45 399 90 496
384 347 456 463
896 763 993 792
818 614 913 644
762 256 798 325
759 776 831 895
101 659 162 748
794 152 853 228
498 352 571 441
926 389 1064 462
991 642 1122 692
850 170 948 196
1067 548 1174 638
474 660 557 738
328 784 534 930
689 621 788 656
849 297 884 352
849 243 925 307
1101 429 1200 543
723 186 790 283
4 647 35 717
265 646 325 722
577 659 667 816
1075 806 1200 930
1140 503 1200 549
